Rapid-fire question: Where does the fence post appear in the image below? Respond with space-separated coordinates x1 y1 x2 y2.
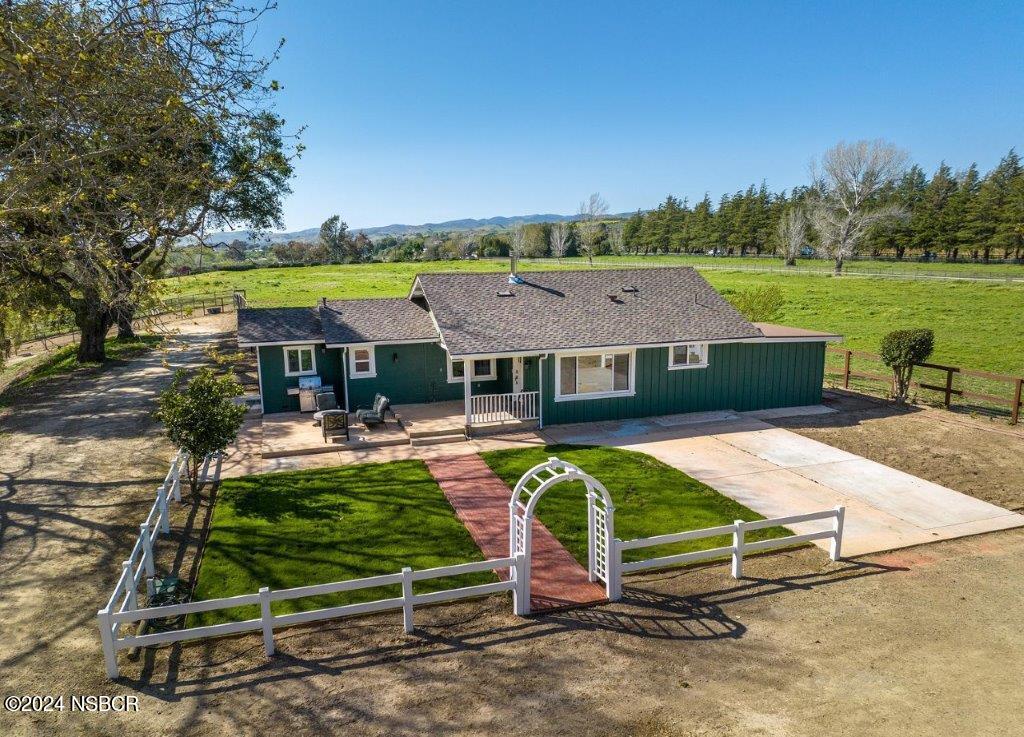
171 461 182 503
731 520 745 579
139 523 156 599
512 553 529 616
608 539 623 602
1012 378 1022 426
259 587 275 656
97 608 120 679
156 485 171 534
843 350 852 389
122 561 136 611
830 506 846 561
943 368 954 408
401 567 414 634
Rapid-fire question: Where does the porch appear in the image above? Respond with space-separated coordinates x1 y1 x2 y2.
393 394 540 444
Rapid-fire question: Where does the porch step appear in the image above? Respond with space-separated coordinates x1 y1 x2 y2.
409 431 468 447
471 419 540 436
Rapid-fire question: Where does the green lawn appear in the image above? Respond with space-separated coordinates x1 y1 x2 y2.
480 445 790 567
191 460 493 625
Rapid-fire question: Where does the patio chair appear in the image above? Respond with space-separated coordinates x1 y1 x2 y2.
322 410 349 443
356 394 390 427
312 391 339 426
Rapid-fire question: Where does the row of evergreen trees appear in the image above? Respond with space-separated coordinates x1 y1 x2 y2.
621 149 1024 261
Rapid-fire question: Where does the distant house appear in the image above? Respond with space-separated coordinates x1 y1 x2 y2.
236 266 841 428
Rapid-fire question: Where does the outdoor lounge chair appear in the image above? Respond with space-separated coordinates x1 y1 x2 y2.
356 394 390 427
312 391 339 426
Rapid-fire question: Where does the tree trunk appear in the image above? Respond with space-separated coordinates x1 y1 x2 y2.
784 255 796 266
75 305 112 363
116 307 137 340
833 256 844 275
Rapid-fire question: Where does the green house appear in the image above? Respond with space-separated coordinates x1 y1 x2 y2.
236 267 840 429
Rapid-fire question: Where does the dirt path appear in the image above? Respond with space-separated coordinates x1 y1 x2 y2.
0 314 235 735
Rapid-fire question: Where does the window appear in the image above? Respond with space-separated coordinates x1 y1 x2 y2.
348 345 376 378
447 356 496 382
668 342 708 369
556 351 633 400
283 345 317 376
471 358 496 381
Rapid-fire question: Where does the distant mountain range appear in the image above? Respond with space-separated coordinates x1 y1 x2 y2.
196 212 629 245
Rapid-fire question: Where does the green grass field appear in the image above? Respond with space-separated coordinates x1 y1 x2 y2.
190 460 493 625
480 445 789 566
163 259 1024 377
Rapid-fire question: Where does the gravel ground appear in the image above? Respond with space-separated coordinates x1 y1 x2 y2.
2 329 1022 737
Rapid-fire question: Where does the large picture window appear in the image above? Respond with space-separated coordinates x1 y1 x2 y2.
283 345 317 376
668 342 708 369
556 351 633 400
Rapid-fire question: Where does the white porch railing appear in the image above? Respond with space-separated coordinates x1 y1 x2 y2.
470 391 539 424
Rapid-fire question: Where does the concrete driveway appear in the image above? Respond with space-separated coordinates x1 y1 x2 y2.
544 411 1024 557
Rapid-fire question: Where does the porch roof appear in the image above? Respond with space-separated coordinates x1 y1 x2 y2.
414 267 764 357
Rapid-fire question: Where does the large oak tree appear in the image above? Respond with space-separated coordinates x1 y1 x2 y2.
0 0 298 361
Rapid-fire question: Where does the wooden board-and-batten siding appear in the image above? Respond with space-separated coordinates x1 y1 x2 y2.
257 342 509 414
540 342 826 426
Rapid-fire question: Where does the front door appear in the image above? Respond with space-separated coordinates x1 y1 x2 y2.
512 356 524 393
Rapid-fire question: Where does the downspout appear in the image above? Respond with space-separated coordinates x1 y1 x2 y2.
538 353 547 429
255 347 265 415
341 347 350 412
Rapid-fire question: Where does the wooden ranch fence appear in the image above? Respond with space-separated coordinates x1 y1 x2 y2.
827 347 1023 424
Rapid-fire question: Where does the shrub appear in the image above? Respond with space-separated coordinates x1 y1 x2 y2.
879 328 935 404
729 284 785 322
156 367 247 493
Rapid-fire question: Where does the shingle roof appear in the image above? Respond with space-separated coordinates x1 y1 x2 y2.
237 307 323 346
320 298 438 346
415 267 763 357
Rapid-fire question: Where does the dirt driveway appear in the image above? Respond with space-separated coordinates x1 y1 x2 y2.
3 334 1024 737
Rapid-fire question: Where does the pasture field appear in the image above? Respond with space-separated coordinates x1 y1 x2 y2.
162 259 1024 376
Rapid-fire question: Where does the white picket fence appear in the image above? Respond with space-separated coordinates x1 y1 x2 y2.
608 506 845 598
99 553 527 678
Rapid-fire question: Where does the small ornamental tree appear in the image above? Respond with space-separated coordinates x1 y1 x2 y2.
879 328 935 404
156 368 247 493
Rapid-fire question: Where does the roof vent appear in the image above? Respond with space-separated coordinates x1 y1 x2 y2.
497 289 514 297
621 285 638 293
607 294 623 303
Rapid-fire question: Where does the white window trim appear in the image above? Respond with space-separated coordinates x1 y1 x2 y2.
283 345 317 377
554 349 635 402
348 344 377 379
667 342 709 370
447 356 496 383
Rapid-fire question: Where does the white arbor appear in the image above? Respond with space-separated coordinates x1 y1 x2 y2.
508 456 619 614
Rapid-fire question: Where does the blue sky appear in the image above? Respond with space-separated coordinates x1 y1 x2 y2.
255 1 1024 231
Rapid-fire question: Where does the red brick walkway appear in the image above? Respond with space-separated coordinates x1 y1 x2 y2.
425 454 607 611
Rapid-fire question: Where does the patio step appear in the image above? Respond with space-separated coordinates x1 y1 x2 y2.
409 431 468 447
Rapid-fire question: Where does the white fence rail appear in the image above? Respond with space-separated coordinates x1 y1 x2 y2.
99 553 526 678
97 449 219 678
471 391 539 424
609 507 845 598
